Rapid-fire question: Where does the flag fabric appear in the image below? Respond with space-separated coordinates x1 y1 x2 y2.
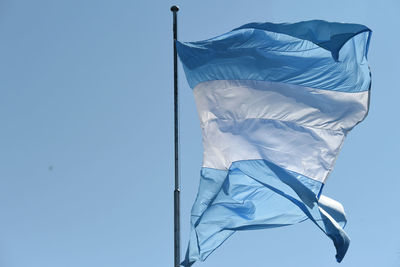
177 20 372 266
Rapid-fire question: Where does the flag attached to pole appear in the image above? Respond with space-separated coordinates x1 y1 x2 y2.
177 20 372 266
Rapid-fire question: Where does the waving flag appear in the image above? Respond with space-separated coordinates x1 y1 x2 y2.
177 20 372 266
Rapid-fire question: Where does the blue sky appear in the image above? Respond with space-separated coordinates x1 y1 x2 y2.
0 0 399 266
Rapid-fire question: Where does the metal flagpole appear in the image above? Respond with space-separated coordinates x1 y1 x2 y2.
170 5 180 267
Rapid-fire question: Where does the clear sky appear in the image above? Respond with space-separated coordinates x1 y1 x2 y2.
0 0 399 266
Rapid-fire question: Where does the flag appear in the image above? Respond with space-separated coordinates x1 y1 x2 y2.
177 20 372 266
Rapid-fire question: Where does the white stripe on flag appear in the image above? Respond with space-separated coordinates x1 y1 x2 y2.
194 80 369 182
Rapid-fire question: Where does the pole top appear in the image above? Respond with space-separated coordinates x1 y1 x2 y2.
170 5 179 12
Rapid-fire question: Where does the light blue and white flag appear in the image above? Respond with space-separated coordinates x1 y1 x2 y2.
177 20 372 266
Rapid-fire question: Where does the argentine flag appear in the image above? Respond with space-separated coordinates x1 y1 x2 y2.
177 20 372 266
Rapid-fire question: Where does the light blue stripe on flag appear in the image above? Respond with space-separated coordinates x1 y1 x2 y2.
177 20 372 266
177 20 371 92
182 160 348 266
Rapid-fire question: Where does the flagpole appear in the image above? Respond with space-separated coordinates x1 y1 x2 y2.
171 5 180 267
